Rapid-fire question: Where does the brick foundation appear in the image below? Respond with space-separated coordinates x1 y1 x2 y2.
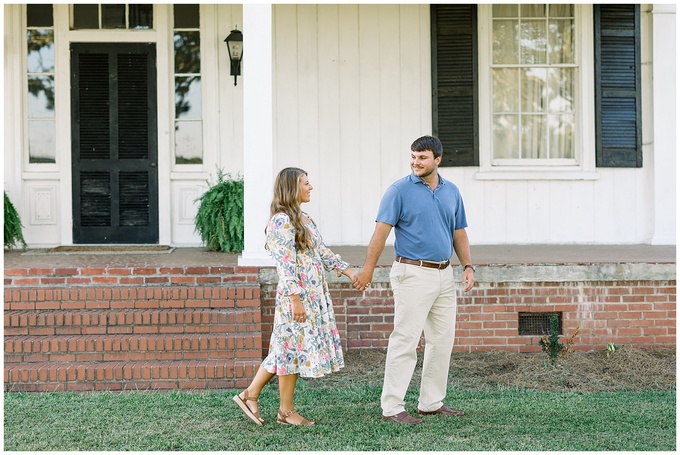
260 264 676 354
5 261 676 392
4 265 262 392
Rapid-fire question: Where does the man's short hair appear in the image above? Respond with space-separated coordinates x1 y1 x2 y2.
411 135 443 158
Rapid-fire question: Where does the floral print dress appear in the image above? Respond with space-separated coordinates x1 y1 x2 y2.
261 211 347 378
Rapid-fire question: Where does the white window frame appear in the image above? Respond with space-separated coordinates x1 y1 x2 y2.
169 4 218 175
23 5 58 173
476 4 599 180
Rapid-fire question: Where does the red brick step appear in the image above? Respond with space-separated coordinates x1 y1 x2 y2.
4 359 261 392
4 308 258 336
4 333 261 363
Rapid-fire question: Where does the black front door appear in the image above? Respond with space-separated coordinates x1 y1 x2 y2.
71 43 158 244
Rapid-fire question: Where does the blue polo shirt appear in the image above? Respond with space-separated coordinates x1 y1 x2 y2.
376 173 468 262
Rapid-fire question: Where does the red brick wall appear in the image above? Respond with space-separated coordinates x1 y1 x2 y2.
5 262 675 392
261 279 676 354
4 265 263 392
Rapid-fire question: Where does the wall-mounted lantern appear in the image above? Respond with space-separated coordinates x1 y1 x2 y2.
224 28 243 86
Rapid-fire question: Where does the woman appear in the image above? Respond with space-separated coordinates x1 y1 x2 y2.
233 167 358 426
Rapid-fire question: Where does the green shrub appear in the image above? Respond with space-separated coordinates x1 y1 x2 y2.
4 191 27 250
194 170 244 252
539 314 579 366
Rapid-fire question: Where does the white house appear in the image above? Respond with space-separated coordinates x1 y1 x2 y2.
4 4 676 266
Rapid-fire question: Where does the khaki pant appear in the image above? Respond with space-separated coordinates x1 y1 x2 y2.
381 261 458 416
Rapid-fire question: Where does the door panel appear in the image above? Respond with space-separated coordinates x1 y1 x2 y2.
71 43 158 243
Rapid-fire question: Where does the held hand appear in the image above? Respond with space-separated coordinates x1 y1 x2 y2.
352 268 372 291
343 267 359 282
462 269 475 292
292 298 306 323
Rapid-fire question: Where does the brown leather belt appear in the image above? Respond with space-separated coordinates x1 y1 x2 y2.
395 256 450 270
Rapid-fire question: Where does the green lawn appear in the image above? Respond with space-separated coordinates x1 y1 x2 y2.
3 383 675 451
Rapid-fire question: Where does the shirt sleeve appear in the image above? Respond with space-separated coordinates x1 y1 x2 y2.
453 187 468 230
317 242 349 274
306 214 349 274
266 213 303 296
375 184 401 226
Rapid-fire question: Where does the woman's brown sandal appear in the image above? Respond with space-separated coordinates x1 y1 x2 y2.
277 409 314 426
233 389 264 425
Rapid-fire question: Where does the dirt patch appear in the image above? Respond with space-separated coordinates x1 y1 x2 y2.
318 347 676 392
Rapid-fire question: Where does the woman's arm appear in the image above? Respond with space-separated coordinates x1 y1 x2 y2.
266 213 304 296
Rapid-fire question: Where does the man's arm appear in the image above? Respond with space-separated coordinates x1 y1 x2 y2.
353 222 392 290
453 228 475 292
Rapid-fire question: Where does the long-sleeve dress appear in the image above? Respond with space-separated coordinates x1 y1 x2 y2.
260 211 346 378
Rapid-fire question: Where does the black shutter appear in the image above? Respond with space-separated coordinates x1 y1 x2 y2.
431 4 478 167
594 4 642 167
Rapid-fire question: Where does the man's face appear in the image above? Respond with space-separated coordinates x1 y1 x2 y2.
410 149 440 179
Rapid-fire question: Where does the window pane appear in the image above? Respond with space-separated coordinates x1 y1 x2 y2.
550 4 573 17
28 120 56 163
175 76 202 119
26 30 54 72
174 4 199 29
548 114 574 158
520 4 545 17
174 32 201 73
492 5 517 17
521 67 547 113
492 68 519 112
493 114 520 159
547 68 574 112
129 4 153 29
175 121 203 164
549 19 574 64
520 20 547 64
492 20 518 64
28 76 55 118
521 115 547 158
27 4 53 27
102 4 126 29
73 4 99 29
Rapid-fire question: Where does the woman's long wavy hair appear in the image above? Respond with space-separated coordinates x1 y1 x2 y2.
268 167 312 252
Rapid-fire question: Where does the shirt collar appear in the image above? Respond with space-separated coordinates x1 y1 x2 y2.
409 172 444 187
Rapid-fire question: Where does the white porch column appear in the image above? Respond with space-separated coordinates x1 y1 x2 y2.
650 4 676 245
238 4 276 266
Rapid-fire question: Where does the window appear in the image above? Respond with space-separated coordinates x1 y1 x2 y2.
490 5 576 165
27 4 56 164
71 4 153 30
434 4 604 178
173 4 203 165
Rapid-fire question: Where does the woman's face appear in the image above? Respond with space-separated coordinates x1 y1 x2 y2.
298 174 313 204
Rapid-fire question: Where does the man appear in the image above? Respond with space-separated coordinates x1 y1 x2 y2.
352 135 475 425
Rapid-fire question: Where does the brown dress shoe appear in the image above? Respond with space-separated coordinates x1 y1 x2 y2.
381 411 423 425
416 404 464 416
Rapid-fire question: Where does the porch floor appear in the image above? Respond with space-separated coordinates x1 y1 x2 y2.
4 244 676 270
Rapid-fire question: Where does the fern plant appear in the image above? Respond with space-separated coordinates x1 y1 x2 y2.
4 191 27 250
194 169 244 252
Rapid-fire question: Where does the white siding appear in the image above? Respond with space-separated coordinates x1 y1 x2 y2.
3 4 674 249
272 5 431 245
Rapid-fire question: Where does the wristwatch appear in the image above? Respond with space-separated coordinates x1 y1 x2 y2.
463 264 476 272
